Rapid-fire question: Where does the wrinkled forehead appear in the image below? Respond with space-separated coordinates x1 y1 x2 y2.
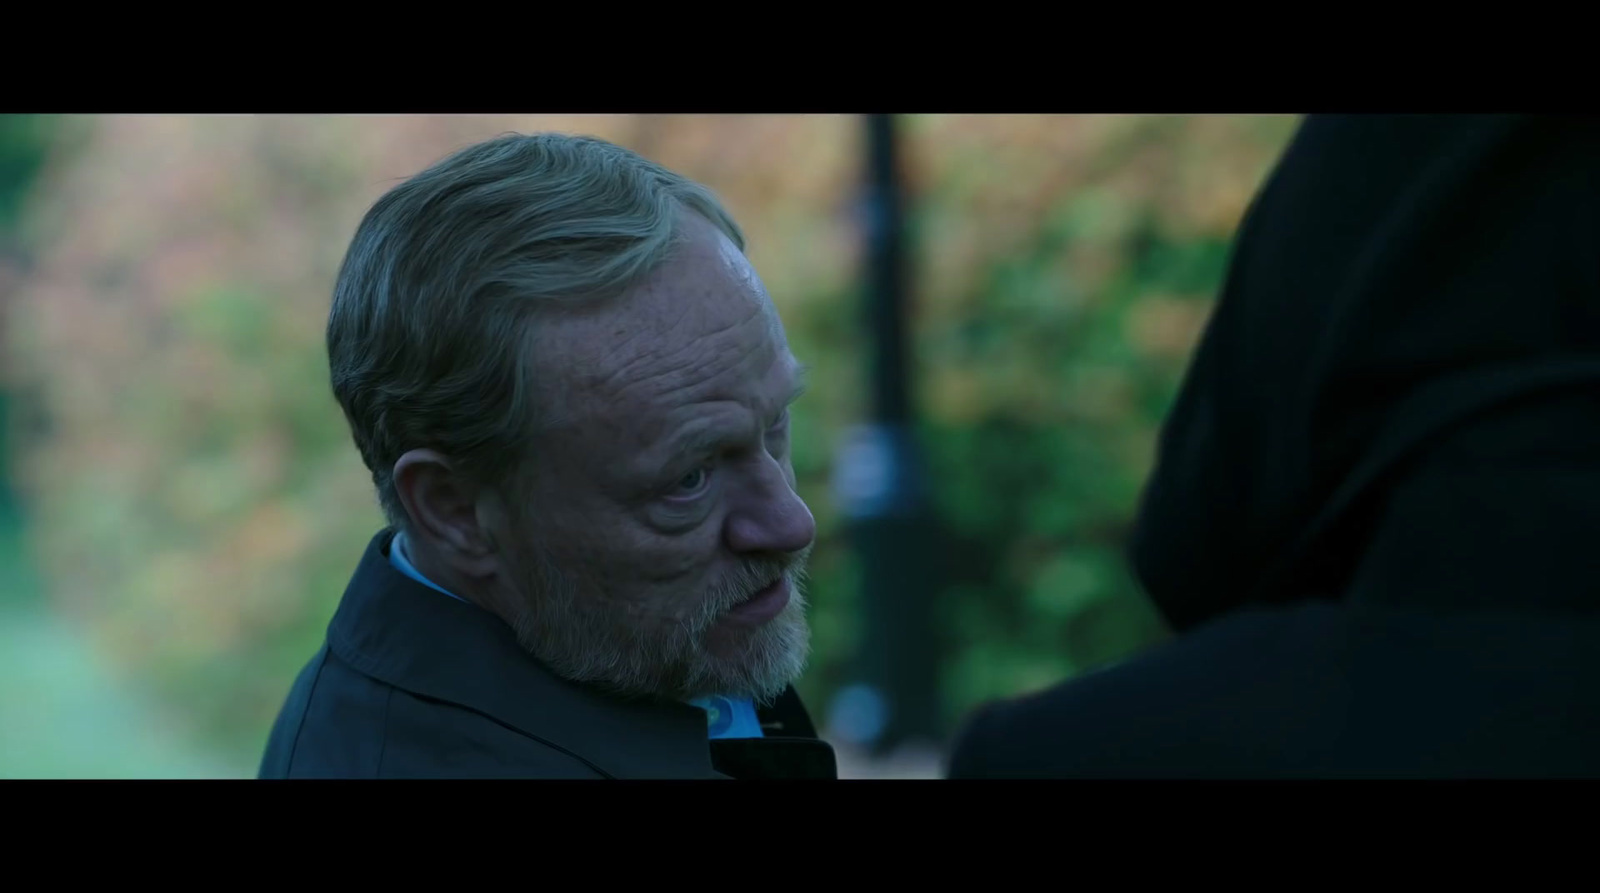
532 227 793 429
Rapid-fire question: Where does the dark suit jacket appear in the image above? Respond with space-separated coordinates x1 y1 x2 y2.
259 530 836 779
948 603 1600 778
949 116 1600 779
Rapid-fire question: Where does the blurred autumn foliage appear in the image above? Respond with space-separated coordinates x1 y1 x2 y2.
3 114 1298 763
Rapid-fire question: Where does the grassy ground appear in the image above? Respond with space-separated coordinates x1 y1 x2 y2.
0 513 252 779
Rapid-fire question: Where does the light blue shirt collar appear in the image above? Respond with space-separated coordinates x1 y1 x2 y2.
389 530 468 602
385 531 764 739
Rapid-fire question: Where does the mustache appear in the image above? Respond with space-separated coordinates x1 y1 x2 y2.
695 543 814 622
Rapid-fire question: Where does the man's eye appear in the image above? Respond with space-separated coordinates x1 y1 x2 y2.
669 466 711 497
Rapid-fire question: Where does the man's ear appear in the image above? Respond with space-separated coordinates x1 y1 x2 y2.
393 449 500 577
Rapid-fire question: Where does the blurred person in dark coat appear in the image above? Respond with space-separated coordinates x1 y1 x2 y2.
259 134 833 779
948 114 1600 778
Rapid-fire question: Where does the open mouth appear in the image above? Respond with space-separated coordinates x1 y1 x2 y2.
722 573 790 627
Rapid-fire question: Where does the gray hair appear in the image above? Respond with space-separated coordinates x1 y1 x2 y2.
327 132 745 530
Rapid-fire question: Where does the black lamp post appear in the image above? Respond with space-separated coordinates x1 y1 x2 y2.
828 114 944 756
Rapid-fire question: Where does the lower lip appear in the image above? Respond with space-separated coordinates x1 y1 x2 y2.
723 575 791 627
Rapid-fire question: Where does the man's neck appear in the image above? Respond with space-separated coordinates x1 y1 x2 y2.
394 530 495 613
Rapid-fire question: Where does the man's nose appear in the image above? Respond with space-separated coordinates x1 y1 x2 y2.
723 460 816 557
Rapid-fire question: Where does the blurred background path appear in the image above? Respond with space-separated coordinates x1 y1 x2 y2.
1 513 250 778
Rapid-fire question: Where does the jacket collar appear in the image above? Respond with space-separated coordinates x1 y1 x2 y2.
327 530 725 778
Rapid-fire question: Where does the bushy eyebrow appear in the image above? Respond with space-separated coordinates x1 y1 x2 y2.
654 362 808 479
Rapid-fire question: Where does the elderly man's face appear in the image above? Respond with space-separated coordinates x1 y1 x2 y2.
499 215 816 702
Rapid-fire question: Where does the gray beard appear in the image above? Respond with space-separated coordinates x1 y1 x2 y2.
507 544 812 704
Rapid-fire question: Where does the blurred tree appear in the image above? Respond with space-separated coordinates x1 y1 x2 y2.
0 115 51 226
0 114 56 533
5 115 1300 763
905 115 1300 727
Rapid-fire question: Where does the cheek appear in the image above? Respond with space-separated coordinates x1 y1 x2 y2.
538 489 726 597
643 534 720 586
562 519 714 594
